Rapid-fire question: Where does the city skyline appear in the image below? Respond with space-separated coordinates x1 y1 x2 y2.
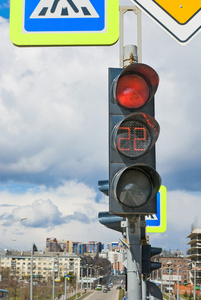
0 0 201 253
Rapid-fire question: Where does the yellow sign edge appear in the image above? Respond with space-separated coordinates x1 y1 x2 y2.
146 185 167 233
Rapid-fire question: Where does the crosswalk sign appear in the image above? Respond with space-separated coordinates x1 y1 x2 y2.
10 0 119 46
146 185 167 233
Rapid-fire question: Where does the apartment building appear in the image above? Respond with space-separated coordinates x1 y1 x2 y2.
151 250 190 293
187 227 201 285
46 238 103 255
0 250 80 282
99 242 126 274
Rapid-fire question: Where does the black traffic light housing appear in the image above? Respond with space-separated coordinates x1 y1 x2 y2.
98 211 124 233
109 63 161 216
142 244 162 275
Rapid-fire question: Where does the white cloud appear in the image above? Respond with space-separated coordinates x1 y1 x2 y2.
0 6 201 253
0 180 116 250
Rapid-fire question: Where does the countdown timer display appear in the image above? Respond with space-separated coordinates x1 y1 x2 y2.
115 120 151 158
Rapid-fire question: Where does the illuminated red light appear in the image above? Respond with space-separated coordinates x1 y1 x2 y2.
116 74 150 109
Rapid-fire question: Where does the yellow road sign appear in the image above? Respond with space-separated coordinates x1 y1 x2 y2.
130 0 201 45
153 0 201 24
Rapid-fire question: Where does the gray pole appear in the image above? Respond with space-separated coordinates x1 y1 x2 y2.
53 258 55 300
65 277 67 300
142 275 147 300
122 217 142 300
65 264 67 300
194 262 196 300
81 266 83 296
86 264 89 293
169 267 171 300
177 266 180 300
76 270 78 299
161 268 163 293
30 245 33 300
90 265 92 289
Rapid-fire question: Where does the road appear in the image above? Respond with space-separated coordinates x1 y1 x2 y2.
83 285 120 300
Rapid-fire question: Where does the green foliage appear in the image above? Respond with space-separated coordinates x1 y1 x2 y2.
33 243 38 252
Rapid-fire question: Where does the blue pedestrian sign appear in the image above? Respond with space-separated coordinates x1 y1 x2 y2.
10 0 119 46
146 185 167 233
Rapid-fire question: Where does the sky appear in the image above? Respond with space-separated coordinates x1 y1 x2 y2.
0 0 200 254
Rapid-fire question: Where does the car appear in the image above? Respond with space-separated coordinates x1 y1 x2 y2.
116 285 122 290
103 288 107 293
96 285 102 290
108 283 113 288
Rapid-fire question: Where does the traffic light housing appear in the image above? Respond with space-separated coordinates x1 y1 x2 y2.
142 244 162 275
109 63 161 216
98 211 124 233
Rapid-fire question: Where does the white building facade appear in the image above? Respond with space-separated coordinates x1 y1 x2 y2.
0 251 80 282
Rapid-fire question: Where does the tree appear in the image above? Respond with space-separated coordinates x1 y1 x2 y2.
33 243 38 252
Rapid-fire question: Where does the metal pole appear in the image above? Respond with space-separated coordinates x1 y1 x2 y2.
177 266 180 300
119 7 124 68
65 264 67 300
119 6 142 67
169 267 171 300
122 217 142 300
81 266 83 296
76 270 78 299
142 275 147 300
161 269 163 293
86 264 89 293
136 7 142 63
53 258 55 300
30 245 33 300
90 265 92 289
194 262 196 300
65 277 67 300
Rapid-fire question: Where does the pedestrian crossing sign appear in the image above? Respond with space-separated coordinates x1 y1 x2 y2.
146 185 167 233
10 0 119 46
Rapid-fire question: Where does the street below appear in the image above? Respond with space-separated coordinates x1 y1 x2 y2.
83 284 120 300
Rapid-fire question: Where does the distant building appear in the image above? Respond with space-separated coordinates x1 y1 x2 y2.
187 227 201 285
0 250 80 282
46 238 103 255
46 237 60 252
152 250 190 293
86 241 103 255
107 242 119 251
100 242 126 274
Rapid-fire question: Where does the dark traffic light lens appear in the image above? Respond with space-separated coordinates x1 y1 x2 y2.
116 168 152 208
116 74 150 109
116 120 151 158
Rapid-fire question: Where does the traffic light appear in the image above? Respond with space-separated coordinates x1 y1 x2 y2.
109 63 161 216
142 244 162 275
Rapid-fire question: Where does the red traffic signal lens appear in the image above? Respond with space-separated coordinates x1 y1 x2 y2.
116 74 150 109
116 120 151 158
